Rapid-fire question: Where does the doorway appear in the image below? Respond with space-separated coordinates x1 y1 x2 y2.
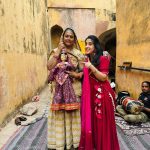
50 25 63 50
99 28 116 83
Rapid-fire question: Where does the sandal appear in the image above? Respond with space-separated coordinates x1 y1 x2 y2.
15 117 21 126
19 116 27 121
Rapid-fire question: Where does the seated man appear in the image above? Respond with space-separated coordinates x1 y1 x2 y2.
138 81 150 119
116 81 150 123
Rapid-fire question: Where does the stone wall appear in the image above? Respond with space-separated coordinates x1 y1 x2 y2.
116 0 150 98
0 0 48 125
47 0 116 37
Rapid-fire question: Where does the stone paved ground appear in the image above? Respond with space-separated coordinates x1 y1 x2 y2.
0 85 50 149
0 85 150 150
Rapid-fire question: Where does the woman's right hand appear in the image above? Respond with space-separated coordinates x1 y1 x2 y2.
58 42 65 52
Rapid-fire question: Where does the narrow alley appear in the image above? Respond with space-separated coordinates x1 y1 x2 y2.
0 0 150 150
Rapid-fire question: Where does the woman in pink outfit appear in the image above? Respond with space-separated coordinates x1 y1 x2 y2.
79 35 120 150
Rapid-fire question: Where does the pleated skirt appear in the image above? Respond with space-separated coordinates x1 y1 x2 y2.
47 106 81 150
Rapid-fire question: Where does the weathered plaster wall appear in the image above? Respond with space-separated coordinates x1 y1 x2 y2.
0 0 48 124
47 0 116 37
48 8 96 39
116 0 150 98
47 0 116 11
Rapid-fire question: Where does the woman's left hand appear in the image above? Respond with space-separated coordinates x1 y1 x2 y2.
81 57 92 68
84 61 92 68
65 71 83 79
65 71 78 78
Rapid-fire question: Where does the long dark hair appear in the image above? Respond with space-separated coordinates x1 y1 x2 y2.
85 35 103 67
62 28 81 51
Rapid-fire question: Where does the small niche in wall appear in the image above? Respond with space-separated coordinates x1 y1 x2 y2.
50 25 63 50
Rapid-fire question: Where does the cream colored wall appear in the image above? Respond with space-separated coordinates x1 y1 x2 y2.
47 0 116 37
48 8 96 39
116 0 150 98
0 0 48 124
47 0 116 11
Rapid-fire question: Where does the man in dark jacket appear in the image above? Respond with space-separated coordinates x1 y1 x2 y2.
116 81 150 123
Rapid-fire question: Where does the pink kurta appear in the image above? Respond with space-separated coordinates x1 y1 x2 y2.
79 56 120 150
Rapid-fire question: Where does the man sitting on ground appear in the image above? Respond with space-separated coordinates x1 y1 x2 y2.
116 81 150 123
